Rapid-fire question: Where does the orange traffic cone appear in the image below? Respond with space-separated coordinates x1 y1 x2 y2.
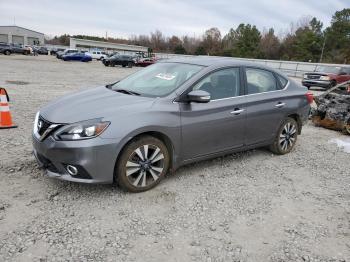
0 88 17 129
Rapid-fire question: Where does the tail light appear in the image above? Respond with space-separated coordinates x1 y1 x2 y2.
305 92 314 104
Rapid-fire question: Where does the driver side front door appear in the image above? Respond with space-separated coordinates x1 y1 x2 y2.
180 67 246 161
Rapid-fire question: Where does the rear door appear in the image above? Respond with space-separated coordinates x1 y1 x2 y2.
243 67 289 145
180 67 247 160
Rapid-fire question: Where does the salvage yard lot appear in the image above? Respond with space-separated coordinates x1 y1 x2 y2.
0 55 349 261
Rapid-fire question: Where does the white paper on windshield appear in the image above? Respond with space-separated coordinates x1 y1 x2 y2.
155 73 176 81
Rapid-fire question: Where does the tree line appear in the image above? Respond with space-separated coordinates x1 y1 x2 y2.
46 8 350 64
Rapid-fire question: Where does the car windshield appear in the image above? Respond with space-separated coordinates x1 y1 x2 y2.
111 62 204 97
315 66 341 74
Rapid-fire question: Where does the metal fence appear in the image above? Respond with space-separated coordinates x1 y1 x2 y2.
155 53 348 78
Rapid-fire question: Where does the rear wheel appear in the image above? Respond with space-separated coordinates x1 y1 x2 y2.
127 62 133 68
269 117 298 155
116 136 170 192
4 50 11 55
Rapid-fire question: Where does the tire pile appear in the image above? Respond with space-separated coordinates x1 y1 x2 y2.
311 85 350 135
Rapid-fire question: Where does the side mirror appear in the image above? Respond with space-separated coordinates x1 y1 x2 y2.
187 90 210 103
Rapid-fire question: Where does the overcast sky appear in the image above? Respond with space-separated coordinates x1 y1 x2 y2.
0 0 348 39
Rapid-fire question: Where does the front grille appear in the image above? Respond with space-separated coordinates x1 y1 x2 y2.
306 74 321 80
38 116 52 136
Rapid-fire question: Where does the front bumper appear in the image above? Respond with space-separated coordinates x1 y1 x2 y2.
302 79 331 88
32 134 121 184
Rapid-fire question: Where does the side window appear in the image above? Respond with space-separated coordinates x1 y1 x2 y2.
92 52 96 54
192 68 241 100
246 68 278 94
277 74 288 88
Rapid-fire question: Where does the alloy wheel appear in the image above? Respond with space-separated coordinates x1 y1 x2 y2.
279 122 297 151
125 144 165 188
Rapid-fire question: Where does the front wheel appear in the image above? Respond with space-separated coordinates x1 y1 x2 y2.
328 80 336 89
269 117 298 155
4 50 11 55
116 136 170 192
127 62 133 68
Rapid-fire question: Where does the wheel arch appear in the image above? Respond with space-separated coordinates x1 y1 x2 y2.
113 130 176 182
287 113 302 134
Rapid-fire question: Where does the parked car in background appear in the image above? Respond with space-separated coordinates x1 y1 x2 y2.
10 43 30 55
62 52 92 62
302 65 350 89
32 57 312 192
136 57 156 67
50 48 65 55
24 45 33 55
102 54 136 67
36 46 48 55
56 49 78 59
0 43 13 55
91 50 107 60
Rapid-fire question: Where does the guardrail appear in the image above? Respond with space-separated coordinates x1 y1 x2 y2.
155 53 348 79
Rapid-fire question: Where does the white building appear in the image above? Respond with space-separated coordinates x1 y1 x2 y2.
70 38 148 55
0 26 45 45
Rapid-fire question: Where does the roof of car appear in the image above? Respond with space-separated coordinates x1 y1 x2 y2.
161 56 267 68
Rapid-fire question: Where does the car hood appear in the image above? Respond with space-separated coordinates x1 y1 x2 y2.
306 72 337 76
40 86 154 123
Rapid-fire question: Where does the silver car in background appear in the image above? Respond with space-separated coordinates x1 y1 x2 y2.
32 57 312 192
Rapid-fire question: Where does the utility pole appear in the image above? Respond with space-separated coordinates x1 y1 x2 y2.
105 31 108 41
320 34 326 63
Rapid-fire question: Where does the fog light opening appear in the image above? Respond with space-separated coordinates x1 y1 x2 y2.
66 165 78 176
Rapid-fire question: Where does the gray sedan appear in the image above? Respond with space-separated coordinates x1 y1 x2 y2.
32 57 312 192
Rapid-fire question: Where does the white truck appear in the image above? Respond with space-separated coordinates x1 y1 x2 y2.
90 50 107 60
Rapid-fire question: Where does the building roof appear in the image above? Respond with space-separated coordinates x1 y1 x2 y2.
0 25 44 35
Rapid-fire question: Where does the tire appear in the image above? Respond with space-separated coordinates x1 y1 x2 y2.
116 136 170 193
122 64 126 67
127 62 133 68
4 50 11 55
344 120 350 135
269 117 298 155
329 80 336 89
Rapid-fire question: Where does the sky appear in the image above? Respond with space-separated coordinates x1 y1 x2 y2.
0 0 348 39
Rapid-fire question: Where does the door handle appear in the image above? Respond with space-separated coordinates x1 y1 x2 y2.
275 102 286 108
230 108 245 115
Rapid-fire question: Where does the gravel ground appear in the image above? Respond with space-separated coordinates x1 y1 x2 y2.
0 55 349 262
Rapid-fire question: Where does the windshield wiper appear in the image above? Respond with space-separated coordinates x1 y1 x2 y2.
113 88 141 96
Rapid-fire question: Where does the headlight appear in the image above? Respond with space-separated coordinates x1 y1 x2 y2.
320 76 330 81
33 111 40 134
54 119 110 141
303 74 308 79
